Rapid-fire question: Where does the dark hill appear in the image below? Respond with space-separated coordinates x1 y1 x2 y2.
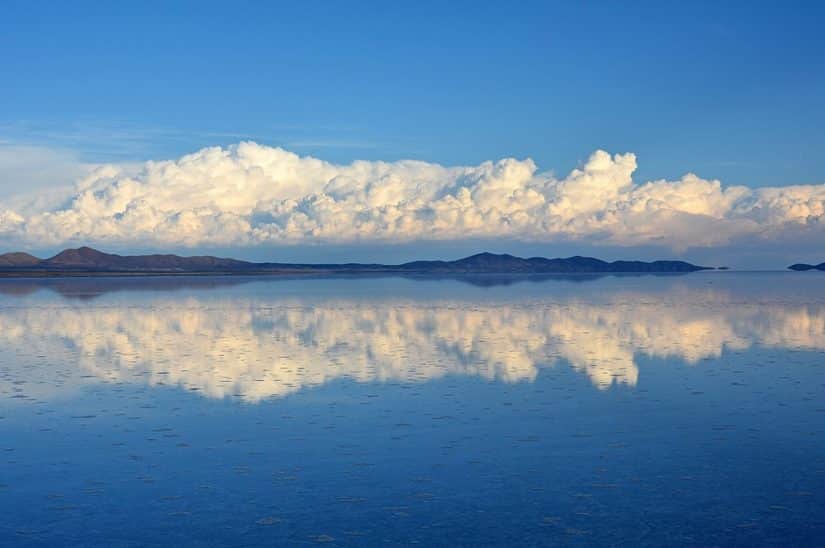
0 252 41 267
401 252 534 272
399 253 706 273
788 263 825 271
44 246 251 271
0 246 712 275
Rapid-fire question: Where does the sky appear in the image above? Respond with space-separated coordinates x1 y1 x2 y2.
1 1 824 267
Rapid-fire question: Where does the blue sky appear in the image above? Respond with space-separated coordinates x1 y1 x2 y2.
1 1 824 266
3 0 824 184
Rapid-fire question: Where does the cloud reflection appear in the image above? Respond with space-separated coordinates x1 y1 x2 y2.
1 289 824 402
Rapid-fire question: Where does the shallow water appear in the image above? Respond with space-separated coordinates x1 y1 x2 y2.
1 272 824 546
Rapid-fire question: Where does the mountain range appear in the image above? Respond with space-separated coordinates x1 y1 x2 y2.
0 246 711 275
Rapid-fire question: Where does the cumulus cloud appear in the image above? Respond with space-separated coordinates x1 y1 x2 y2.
0 141 823 249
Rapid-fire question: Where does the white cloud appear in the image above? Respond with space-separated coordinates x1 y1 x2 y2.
0 141 823 249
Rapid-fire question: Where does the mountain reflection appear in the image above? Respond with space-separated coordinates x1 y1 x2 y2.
1 288 824 402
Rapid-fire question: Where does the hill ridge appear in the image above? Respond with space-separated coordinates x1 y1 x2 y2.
0 246 712 274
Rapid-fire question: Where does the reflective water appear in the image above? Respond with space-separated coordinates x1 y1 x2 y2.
1 273 824 546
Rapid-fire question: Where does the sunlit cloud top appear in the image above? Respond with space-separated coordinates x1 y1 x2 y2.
0 141 823 251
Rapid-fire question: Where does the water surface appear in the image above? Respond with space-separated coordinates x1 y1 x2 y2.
1 273 824 546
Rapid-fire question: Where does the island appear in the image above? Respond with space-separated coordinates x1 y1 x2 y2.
788 263 825 271
0 246 712 277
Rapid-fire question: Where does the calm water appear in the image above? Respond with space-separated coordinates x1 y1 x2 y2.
1 273 824 546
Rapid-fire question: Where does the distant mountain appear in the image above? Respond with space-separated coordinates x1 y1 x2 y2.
0 252 41 267
0 247 712 275
788 263 825 271
400 252 707 273
44 246 250 270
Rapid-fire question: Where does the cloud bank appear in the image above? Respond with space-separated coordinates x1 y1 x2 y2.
0 141 823 250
